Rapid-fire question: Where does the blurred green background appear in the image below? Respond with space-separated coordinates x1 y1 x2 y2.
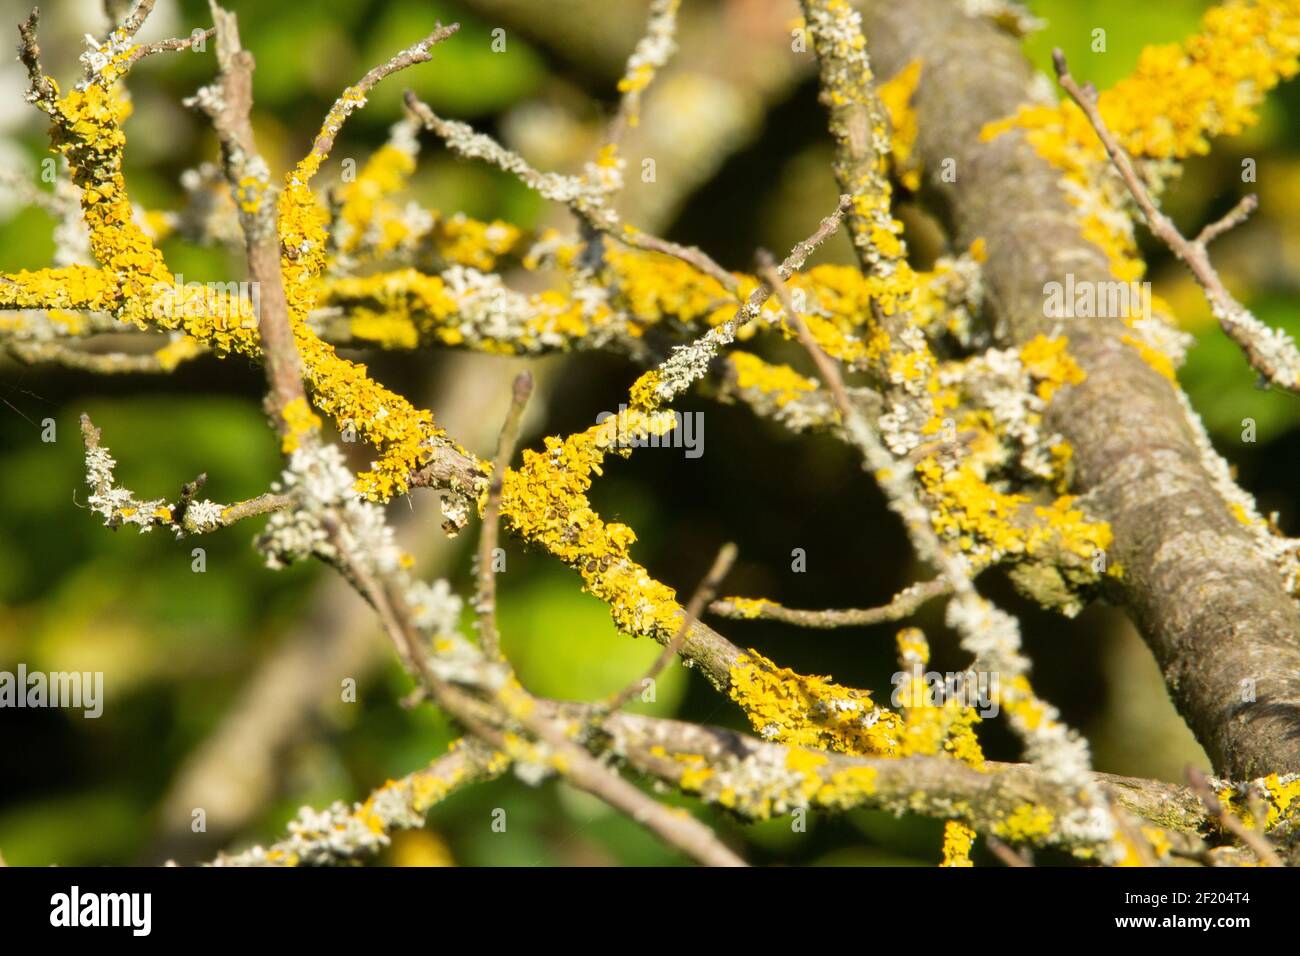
1 0 1295 866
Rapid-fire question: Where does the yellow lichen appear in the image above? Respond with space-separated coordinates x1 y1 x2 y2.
878 60 924 191
1020 334 1086 402
728 353 818 407
1121 333 1178 383
982 1 1300 284
727 648 902 756
721 596 776 619
994 803 1055 843
940 820 976 866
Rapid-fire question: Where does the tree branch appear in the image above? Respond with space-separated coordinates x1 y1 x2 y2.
855 0 1300 778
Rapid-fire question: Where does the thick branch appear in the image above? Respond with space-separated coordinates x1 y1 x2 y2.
855 0 1300 777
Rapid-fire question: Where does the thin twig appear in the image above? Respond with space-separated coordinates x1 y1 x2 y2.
301 24 459 180
7 341 173 374
601 0 681 151
1196 195 1259 247
339 532 746 867
1185 766 1283 867
117 0 157 39
618 229 739 294
404 91 740 295
758 246 1123 858
18 9 58 109
120 27 217 69
79 413 290 534
710 577 950 629
606 543 736 714
476 371 533 659
192 1 305 433
985 835 1033 867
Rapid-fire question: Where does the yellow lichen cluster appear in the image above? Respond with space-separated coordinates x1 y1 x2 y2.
1019 334 1086 402
1217 771 1300 831
496 403 684 639
728 353 818 408
915 456 1112 565
717 596 777 619
605 244 740 329
1 63 453 501
281 396 323 454
664 741 880 821
893 628 986 769
877 60 924 191
892 627 987 861
336 142 417 256
1100 0 1300 161
727 648 903 755
1121 333 1178 383
432 214 524 271
994 803 1055 843
940 820 976 866
904 335 1113 574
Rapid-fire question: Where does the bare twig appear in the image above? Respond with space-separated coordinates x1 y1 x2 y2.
617 228 739 295
476 371 533 658
1196 194 1259 247
985 835 1033 867
710 577 951 629
606 542 736 714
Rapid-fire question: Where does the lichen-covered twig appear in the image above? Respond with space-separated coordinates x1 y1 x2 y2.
404 91 737 292
224 700 1257 866
648 195 852 406
602 0 682 151
333 525 746 867
80 413 289 535
212 739 506 866
9 341 175 374
1053 48 1300 393
120 26 216 70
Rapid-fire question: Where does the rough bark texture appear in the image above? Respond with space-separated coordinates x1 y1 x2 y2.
857 0 1300 778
